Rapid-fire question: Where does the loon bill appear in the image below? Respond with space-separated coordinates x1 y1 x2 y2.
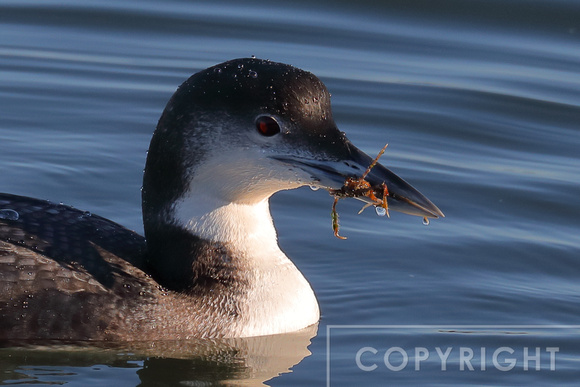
0 58 443 341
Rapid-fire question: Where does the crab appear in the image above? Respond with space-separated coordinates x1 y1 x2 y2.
329 144 389 239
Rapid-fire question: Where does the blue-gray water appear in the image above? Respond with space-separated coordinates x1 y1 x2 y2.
1 0 579 385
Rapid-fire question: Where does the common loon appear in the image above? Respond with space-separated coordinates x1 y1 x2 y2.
0 58 443 341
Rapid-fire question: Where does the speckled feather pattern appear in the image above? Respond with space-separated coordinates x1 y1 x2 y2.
0 193 250 341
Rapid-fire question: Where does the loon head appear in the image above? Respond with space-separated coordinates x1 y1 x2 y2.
141 58 442 336
143 57 441 224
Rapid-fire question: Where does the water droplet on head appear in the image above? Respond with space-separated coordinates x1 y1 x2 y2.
237 64 244 69
213 67 222 74
375 206 387 217
309 185 319 191
0 209 19 221
422 217 430 226
251 54 256 59
78 211 92 219
249 70 258 78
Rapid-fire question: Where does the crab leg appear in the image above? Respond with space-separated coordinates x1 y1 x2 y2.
381 182 390 217
332 196 347 240
361 143 388 179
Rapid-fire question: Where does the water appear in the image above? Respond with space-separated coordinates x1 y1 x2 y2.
375 206 387 217
1 0 579 385
0 209 19 221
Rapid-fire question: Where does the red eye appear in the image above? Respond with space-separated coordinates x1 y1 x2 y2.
256 116 280 137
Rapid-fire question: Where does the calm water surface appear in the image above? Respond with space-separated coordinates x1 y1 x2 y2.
1 0 579 385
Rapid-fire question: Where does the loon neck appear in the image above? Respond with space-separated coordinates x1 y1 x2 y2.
155 193 320 337
172 194 282 261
